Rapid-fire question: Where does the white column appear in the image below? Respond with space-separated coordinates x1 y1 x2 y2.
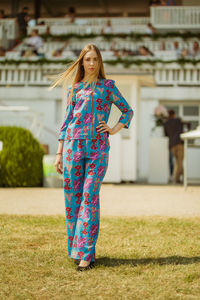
121 79 139 181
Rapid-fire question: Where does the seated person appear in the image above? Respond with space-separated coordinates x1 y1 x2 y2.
190 41 200 58
137 46 154 57
146 23 157 35
149 0 161 6
101 20 113 35
24 29 43 56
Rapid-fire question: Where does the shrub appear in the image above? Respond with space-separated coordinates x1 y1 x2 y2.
0 126 45 187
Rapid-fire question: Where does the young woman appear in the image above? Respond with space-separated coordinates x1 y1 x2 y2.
51 44 133 271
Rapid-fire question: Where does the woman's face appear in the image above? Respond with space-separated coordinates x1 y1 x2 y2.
82 50 99 77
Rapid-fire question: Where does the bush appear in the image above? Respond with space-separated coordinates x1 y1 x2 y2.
0 126 45 187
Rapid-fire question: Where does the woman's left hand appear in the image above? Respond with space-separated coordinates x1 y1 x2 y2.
96 121 114 135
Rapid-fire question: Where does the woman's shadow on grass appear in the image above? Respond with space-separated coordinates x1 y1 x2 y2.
96 256 200 267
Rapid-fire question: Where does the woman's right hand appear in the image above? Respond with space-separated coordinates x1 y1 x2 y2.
54 154 63 174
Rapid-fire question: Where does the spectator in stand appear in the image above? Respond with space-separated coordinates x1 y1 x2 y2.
28 16 37 28
21 29 43 57
149 0 161 6
160 0 167 5
165 0 177 5
190 41 200 58
0 9 6 19
146 23 157 35
0 47 6 56
52 41 69 57
172 41 182 57
137 46 154 57
101 20 113 35
17 6 29 39
64 7 76 24
178 48 191 59
164 109 184 184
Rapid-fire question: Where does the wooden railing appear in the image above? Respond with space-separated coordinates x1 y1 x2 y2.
0 62 199 87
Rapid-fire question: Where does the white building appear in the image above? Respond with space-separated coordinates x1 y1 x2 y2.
1 6 200 184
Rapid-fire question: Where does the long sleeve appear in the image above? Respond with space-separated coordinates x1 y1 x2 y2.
110 81 134 129
58 87 74 141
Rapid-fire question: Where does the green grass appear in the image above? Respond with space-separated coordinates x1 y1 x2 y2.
1 215 200 300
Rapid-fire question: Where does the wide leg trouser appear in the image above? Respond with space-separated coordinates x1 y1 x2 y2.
62 138 110 262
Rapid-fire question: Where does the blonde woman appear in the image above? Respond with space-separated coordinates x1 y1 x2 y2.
51 44 133 271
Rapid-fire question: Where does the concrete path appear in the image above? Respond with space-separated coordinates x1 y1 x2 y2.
0 184 200 217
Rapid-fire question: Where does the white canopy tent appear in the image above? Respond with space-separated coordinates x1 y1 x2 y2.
180 126 200 190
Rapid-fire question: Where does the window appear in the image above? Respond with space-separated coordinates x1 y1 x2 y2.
183 106 199 116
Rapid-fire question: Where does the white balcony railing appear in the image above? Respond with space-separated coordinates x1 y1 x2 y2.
151 6 200 29
38 17 150 27
0 62 199 87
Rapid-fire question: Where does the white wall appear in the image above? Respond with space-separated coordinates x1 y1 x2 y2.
138 97 158 180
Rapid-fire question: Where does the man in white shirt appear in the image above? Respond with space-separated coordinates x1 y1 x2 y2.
26 29 43 53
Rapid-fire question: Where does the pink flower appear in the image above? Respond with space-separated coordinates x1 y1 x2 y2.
73 128 81 138
99 139 106 151
75 100 83 110
74 151 83 162
83 207 90 219
78 237 87 248
84 113 92 124
97 166 105 177
73 178 81 191
103 103 108 112
104 79 113 87
92 195 99 206
90 224 98 236
75 207 79 219
78 251 84 258
84 178 93 190
154 104 168 117
90 151 99 160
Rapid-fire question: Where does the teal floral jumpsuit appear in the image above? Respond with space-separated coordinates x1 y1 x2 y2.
58 78 134 262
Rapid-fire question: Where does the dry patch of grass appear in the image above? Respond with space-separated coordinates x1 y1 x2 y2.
1 215 200 300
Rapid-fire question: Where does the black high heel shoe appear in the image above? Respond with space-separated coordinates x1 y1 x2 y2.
73 259 80 265
77 261 95 271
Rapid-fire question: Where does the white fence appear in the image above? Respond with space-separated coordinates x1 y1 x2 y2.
151 6 200 29
0 62 199 87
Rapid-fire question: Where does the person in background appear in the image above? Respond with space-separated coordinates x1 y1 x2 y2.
137 46 154 57
190 41 200 58
64 7 76 24
164 110 184 184
149 0 161 6
146 23 157 35
17 6 29 39
52 41 69 57
0 47 6 56
178 48 191 59
165 0 177 5
0 9 6 19
160 0 166 5
101 20 113 35
21 29 43 57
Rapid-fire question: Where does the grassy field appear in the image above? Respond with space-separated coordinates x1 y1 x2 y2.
1 215 200 300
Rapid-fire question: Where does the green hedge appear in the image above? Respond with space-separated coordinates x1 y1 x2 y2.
0 126 45 187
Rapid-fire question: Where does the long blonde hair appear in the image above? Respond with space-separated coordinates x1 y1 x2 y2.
49 44 106 103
